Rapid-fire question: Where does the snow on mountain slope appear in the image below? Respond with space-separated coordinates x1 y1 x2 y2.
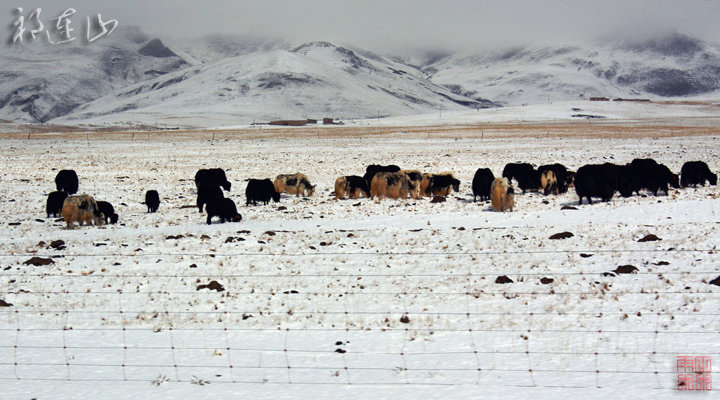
57 41 488 126
4 31 720 127
166 34 289 64
422 33 720 106
0 27 190 123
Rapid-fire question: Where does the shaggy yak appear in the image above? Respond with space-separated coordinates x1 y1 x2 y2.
491 177 515 212
420 173 460 197
61 194 103 229
363 164 401 189
400 170 423 199
274 173 316 197
334 175 369 200
370 172 412 201
540 170 558 195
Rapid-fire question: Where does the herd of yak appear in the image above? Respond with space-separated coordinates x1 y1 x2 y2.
43 159 716 228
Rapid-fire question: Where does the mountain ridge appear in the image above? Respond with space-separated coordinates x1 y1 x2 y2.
2 29 719 126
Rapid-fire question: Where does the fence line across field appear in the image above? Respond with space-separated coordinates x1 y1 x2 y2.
10 123 720 141
2 246 717 389
2 247 718 258
3 344 717 356
2 289 719 297
2 326 717 334
4 309 720 317
0 376 684 390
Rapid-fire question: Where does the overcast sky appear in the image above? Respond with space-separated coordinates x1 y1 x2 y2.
5 0 720 51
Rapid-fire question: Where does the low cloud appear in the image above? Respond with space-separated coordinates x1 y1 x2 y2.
6 0 720 51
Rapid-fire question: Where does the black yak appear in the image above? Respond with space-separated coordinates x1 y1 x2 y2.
681 161 717 188
246 179 281 205
472 168 495 202
145 190 160 213
55 170 79 194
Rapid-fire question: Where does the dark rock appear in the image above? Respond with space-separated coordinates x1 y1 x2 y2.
0 299 12 307
49 240 66 250
196 280 225 292
709 276 720 286
540 277 554 284
549 232 574 240
23 257 54 266
495 275 514 284
580 253 593 258
638 234 661 242
614 265 638 275
561 206 578 210
399 315 410 324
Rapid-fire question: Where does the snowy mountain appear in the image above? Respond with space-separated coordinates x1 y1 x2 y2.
56 41 489 126
421 32 720 106
0 26 190 123
3 30 720 126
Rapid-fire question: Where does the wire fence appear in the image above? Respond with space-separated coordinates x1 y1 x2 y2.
5 122 720 142
1 248 718 390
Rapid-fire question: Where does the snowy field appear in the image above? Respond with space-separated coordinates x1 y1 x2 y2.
1 126 719 398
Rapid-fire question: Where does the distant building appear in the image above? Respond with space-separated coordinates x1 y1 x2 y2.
269 120 310 126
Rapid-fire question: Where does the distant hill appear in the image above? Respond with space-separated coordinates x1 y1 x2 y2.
2 29 719 127
420 32 720 106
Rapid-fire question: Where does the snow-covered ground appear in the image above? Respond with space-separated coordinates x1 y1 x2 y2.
1 127 719 398
203 99 720 131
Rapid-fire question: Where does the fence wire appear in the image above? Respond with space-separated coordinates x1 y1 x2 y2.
1 248 718 390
